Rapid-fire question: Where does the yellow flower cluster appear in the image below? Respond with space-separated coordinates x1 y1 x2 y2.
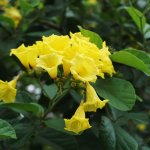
10 32 115 81
0 76 19 103
10 32 115 133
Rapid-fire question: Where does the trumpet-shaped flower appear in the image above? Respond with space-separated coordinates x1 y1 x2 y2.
33 41 51 55
70 32 90 44
62 46 78 76
10 44 38 69
42 35 71 54
0 76 19 103
36 53 62 79
4 7 22 27
99 42 115 76
83 82 108 112
64 102 91 134
70 55 98 82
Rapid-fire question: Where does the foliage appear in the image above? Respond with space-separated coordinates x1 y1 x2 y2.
0 0 150 150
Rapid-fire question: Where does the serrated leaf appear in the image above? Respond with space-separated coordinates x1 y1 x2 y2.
0 119 16 139
94 77 136 111
0 103 44 117
79 27 103 48
124 6 146 32
111 49 150 75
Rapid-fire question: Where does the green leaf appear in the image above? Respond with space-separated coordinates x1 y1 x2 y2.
141 146 150 150
43 84 58 100
110 49 150 75
0 103 44 117
0 119 16 139
44 118 65 132
5 123 34 149
70 89 82 103
26 29 60 37
44 118 76 135
116 112 149 125
94 77 136 111
93 116 138 150
125 49 150 68
16 91 33 103
94 116 116 150
125 6 146 32
35 128 78 150
19 0 33 15
29 0 41 7
0 15 15 28
79 27 103 48
114 124 138 150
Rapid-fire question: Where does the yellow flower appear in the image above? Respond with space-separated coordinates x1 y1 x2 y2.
10 44 38 69
70 55 98 82
83 82 108 112
64 102 91 134
70 32 90 43
0 0 8 7
0 75 19 103
71 33 112 78
62 46 78 76
86 0 97 5
36 53 62 79
99 42 115 76
33 41 51 55
4 7 22 27
137 124 146 132
42 35 71 54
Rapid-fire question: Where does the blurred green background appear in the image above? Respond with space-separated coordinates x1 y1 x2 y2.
0 0 150 149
